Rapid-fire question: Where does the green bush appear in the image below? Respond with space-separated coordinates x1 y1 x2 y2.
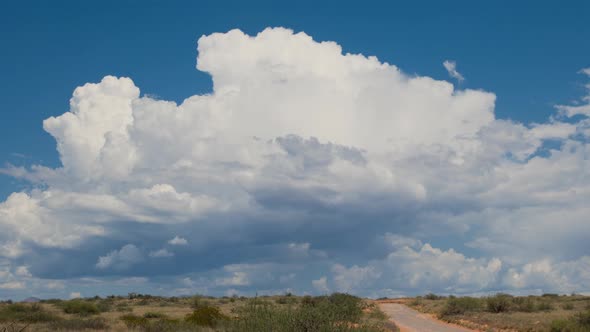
486 294 512 313
563 302 575 310
550 310 590 332
367 307 388 320
120 313 149 328
48 317 108 330
191 296 211 309
0 303 60 323
440 297 481 316
96 299 112 312
62 300 100 316
537 301 555 311
301 295 319 307
115 303 133 312
550 318 577 332
144 311 168 319
424 293 444 300
134 319 183 332
409 298 423 306
185 305 228 327
276 296 298 305
512 297 536 312
41 298 63 305
318 293 364 323
229 296 383 332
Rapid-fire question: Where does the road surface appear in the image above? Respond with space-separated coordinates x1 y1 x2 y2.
379 303 476 332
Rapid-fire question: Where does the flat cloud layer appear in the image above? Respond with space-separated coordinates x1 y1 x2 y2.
1 27 590 298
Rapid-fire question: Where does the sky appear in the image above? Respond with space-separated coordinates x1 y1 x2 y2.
0 0 590 300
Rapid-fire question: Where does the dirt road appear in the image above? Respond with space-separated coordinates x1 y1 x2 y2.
379 303 476 332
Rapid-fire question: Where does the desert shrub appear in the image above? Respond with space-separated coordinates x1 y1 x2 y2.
229 297 383 332
512 297 536 312
185 305 228 327
41 298 63 305
119 316 217 332
576 311 590 326
563 302 575 310
550 310 590 332
299 293 364 322
301 295 319 307
62 300 100 316
137 299 150 306
424 293 443 300
550 318 578 332
144 311 168 319
136 319 180 332
537 301 555 311
0 323 29 332
409 298 423 306
440 297 481 316
326 293 364 323
367 307 388 320
276 296 298 305
229 303 299 332
0 303 60 323
247 297 270 306
115 303 133 312
486 294 512 313
48 317 108 330
120 314 149 328
191 296 211 309
96 299 112 312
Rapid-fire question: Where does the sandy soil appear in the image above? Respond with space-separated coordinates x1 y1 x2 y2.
378 302 477 332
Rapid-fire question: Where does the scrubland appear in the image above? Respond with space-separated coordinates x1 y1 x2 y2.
0 293 395 331
402 293 590 331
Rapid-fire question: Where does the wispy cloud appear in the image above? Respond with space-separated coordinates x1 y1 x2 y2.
443 59 465 82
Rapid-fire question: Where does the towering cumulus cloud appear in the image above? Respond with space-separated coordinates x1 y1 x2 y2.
1 28 589 298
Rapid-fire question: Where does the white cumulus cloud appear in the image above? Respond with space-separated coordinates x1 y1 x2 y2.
96 244 143 270
0 28 589 297
168 236 188 246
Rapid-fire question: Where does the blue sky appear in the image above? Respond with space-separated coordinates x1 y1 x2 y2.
1 1 590 299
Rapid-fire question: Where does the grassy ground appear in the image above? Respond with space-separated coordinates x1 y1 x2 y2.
0 293 396 331
403 293 590 331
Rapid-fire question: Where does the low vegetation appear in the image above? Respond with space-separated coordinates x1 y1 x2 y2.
407 293 590 331
0 293 393 331
550 310 590 331
229 293 384 332
0 303 59 323
47 317 108 330
60 300 100 316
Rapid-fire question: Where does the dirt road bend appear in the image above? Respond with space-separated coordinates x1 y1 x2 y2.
379 303 476 332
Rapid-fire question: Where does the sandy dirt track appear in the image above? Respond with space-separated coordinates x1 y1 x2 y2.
378 302 476 332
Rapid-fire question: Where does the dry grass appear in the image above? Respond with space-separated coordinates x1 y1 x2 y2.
0 294 394 332
406 294 590 331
